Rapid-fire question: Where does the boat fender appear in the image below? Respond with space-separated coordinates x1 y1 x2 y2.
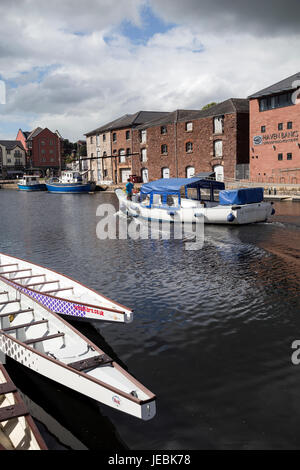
194 213 203 218
271 208 276 215
168 212 176 216
227 213 235 222
231 205 241 210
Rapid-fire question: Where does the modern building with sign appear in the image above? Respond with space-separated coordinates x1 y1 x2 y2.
249 72 300 184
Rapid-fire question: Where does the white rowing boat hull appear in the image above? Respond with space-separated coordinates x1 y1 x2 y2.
0 253 133 323
0 279 156 421
0 364 47 450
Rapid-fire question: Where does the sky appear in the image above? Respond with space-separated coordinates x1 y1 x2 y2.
0 0 299 141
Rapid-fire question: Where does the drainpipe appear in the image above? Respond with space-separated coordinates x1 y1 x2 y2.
174 110 179 177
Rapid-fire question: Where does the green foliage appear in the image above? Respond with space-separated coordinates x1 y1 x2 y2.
202 102 218 110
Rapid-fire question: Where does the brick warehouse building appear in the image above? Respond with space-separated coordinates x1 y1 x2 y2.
249 72 300 184
85 111 169 184
16 127 63 175
132 99 249 183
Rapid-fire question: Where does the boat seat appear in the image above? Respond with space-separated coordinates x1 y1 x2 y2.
0 308 34 319
0 403 28 423
0 269 31 275
24 333 65 345
2 320 48 332
43 287 73 294
25 280 59 287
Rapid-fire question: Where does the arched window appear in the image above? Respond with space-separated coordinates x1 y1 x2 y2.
119 149 125 163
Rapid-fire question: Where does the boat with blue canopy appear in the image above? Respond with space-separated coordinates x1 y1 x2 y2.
115 177 275 225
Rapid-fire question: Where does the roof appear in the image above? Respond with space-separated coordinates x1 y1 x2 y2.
135 99 249 130
0 140 25 151
26 127 44 140
140 178 225 195
85 111 170 136
248 72 300 99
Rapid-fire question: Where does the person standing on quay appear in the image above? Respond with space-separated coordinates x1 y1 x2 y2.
126 178 134 200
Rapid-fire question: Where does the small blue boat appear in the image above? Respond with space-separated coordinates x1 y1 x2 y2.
18 175 46 191
46 171 93 193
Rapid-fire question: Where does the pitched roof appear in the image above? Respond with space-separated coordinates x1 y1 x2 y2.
0 140 25 150
85 111 170 136
248 72 300 99
135 99 249 129
26 127 44 140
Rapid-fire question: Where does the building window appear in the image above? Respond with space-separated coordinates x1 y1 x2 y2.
278 123 283 131
287 121 293 129
41 140 45 145
214 139 223 157
161 126 167 135
104 169 108 177
140 130 147 144
112 133 117 142
287 153 293 160
185 122 193 132
50 139 54 145
96 135 100 146
161 144 168 155
259 92 294 112
278 153 283 161
186 142 193 153
90 137 93 144
103 134 106 142
7 158 11 163
214 116 224 134
49 149 54 154
7 149 10 155
103 151 107 157
119 149 126 163
141 148 147 162
41 149 45 154
261 126 266 133
126 130 130 140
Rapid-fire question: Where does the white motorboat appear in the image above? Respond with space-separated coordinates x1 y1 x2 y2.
0 278 156 421
0 363 47 450
116 178 275 225
0 253 133 323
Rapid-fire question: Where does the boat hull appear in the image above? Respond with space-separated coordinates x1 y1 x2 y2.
18 184 46 191
116 191 273 225
0 252 133 323
0 281 156 421
45 183 92 193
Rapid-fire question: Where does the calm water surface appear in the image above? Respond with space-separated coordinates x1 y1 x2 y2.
0 189 300 450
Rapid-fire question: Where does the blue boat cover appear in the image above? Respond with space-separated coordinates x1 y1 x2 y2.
140 178 224 195
219 187 264 205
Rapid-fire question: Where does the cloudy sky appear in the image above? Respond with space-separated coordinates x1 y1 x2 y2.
0 0 299 141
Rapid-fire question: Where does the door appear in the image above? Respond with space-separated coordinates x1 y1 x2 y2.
142 168 149 183
121 168 131 183
214 165 224 182
162 167 170 179
186 166 195 178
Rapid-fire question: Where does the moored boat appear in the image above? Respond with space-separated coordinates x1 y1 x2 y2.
0 363 47 450
0 279 156 421
0 252 133 323
18 175 46 192
46 171 94 193
115 178 275 225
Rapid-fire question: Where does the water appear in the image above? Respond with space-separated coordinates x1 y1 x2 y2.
0 189 300 450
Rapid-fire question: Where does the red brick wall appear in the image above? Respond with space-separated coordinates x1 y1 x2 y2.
31 128 60 169
111 127 133 183
132 113 248 181
250 99 300 183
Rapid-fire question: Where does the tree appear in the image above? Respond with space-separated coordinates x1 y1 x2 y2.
202 102 218 110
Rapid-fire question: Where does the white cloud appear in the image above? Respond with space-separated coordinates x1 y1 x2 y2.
0 0 299 141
